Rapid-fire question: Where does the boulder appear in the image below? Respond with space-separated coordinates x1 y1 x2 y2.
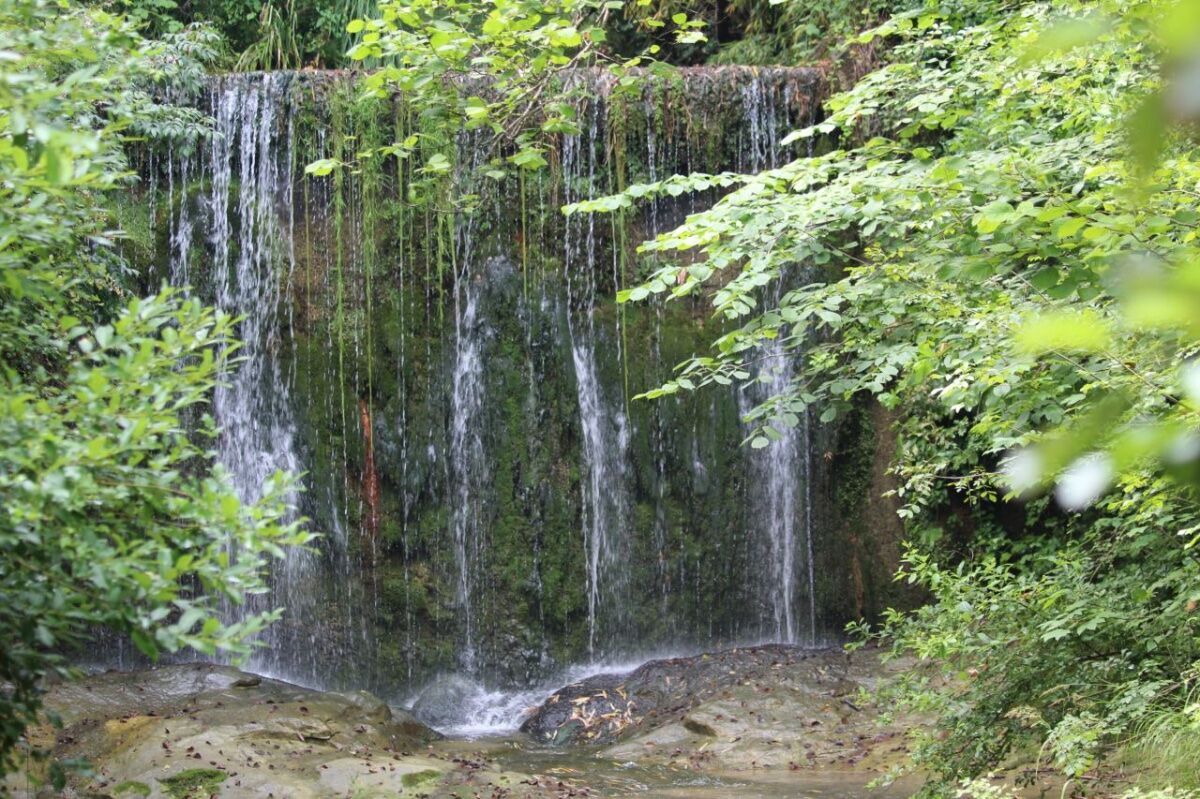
521 645 820 744
520 644 900 754
409 673 479 728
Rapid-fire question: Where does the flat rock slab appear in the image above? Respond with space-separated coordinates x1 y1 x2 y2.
12 663 445 799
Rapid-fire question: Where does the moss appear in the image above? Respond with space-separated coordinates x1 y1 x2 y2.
109 195 157 275
833 398 877 521
400 768 442 788
158 768 227 799
111 782 152 797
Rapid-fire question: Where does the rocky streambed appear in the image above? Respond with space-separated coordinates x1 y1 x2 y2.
6 647 937 798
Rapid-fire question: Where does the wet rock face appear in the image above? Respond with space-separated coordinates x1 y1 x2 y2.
521 645 825 744
520 645 884 747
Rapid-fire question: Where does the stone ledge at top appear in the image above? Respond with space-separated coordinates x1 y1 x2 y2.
202 64 829 101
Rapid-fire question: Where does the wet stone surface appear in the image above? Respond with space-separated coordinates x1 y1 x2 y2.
6 651 940 798
8 663 444 799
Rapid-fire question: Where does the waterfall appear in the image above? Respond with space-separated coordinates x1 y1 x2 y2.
569 335 631 657
740 72 781 172
738 354 807 644
166 147 194 285
156 74 369 685
130 67 834 702
205 74 317 677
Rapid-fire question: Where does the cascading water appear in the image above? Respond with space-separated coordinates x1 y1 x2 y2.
210 76 304 522
130 67 848 723
157 74 365 685
734 72 819 646
738 353 807 644
562 101 632 658
444 131 496 675
197 75 315 675
449 269 488 671
740 73 781 174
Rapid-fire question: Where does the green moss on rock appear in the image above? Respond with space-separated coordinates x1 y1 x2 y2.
158 768 226 799
401 768 442 788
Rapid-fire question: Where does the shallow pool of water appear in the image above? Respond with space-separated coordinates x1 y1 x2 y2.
433 736 921 799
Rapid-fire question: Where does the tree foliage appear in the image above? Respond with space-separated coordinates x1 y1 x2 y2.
114 0 716 71
308 0 704 205
576 0 1200 788
115 0 373 68
0 0 309 781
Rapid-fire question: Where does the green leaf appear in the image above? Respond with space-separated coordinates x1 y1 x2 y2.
304 158 339 176
1016 310 1111 353
424 152 452 172
1054 217 1088 239
975 200 1014 233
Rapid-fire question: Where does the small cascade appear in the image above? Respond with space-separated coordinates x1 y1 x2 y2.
206 74 316 678
407 655 657 738
152 73 368 685
739 73 782 172
569 335 631 657
449 270 488 671
650 305 671 615
738 352 807 644
563 103 632 657
731 71 820 645
166 147 194 285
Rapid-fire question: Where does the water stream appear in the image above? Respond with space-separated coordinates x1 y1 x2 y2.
449 269 488 672
167 74 330 679
563 99 632 658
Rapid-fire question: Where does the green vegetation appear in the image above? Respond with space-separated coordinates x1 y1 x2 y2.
113 0 715 70
0 0 309 784
619 0 911 64
582 0 1200 789
712 0 905 63
315 0 706 197
112 780 152 797
115 0 891 69
400 768 442 787
7 0 1200 794
117 0 373 68
158 768 228 799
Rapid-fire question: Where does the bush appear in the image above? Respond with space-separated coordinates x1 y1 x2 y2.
0 0 310 783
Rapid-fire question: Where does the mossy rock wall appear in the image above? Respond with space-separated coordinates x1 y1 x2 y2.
122 68 915 696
